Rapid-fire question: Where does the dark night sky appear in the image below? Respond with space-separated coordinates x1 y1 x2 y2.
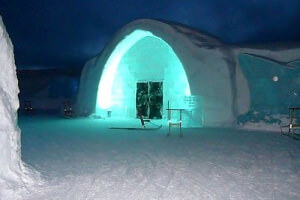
0 0 300 69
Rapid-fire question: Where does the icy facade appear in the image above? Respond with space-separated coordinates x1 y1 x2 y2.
75 19 300 128
96 30 191 119
239 54 299 114
236 48 300 127
0 16 34 197
75 19 242 127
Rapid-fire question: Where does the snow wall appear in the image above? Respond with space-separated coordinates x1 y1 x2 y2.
236 48 300 126
75 19 300 127
0 16 34 197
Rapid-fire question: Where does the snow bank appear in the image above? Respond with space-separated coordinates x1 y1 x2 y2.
238 113 291 132
0 16 36 199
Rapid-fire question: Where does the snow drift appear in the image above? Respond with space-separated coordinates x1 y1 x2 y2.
75 19 300 128
0 16 35 198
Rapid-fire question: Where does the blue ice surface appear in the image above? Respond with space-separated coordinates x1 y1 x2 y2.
238 54 300 124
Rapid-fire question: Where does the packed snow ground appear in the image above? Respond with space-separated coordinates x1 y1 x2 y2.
16 115 300 200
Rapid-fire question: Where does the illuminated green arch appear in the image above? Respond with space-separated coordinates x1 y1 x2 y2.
96 29 191 117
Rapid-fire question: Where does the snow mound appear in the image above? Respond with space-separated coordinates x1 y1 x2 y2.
0 16 38 199
238 114 291 132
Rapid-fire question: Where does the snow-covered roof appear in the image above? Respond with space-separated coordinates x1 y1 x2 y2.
97 19 300 66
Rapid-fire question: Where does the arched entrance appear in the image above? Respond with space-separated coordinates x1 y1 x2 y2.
96 29 191 118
